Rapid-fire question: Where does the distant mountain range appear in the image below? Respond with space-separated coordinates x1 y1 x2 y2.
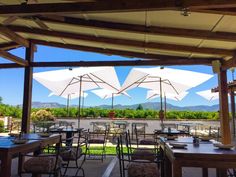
30 101 219 112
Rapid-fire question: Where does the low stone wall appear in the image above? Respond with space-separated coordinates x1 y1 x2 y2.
56 118 221 133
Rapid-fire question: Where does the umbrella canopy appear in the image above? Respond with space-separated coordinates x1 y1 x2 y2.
92 88 130 99
121 67 213 93
121 67 213 118
34 67 121 96
146 90 188 101
196 89 219 101
92 88 130 109
34 66 121 127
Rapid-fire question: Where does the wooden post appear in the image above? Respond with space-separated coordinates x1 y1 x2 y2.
21 42 34 133
218 68 231 144
230 89 236 137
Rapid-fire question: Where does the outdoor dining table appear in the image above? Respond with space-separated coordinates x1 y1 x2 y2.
0 133 61 177
50 127 84 144
155 128 189 136
160 136 236 177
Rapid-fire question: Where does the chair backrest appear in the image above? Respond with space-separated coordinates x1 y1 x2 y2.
117 131 160 177
87 129 108 144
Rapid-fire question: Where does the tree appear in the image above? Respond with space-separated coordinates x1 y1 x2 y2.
0 96 2 104
136 104 143 110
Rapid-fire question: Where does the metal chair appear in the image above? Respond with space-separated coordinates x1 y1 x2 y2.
60 129 87 177
134 128 158 148
19 136 62 177
116 131 160 177
131 122 148 140
86 129 108 162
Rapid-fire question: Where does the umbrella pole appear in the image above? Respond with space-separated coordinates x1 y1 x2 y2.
164 94 167 120
81 91 84 118
78 76 82 128
67 94 70 117
112 93 114 109
160 78 163 111
159 78 164 123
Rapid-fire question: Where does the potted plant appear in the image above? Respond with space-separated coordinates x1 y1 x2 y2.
159 110 164 123
108 110 115 119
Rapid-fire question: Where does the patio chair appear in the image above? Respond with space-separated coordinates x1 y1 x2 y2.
134 129 159 148
19 136 62 177
90 121 109 134
9 119 21 133
33 121 56 133
60 129 88 177
58 120 74 129
131 122 147 140
227 168 236 176
108 121 127 143
86 129 108 162
116 132 160 177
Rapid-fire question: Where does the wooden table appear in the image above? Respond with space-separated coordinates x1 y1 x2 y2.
0 134 61 177
155 129 189 136
160 137 236 177
0 137 40 177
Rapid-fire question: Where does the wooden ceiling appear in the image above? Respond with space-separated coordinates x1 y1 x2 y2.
1 0 236 68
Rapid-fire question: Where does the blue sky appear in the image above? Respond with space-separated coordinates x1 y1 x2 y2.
0 45 233 107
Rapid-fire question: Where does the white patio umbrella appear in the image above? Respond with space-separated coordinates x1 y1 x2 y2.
91 88 130 109
120 67 213 119
34 66 121 127
196 89 219 101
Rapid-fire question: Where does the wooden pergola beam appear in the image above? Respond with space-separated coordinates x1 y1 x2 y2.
10 25 233 57
222 53 236 69
31 16 236 43
218 68 231 144
0 25 29 47
0 63 22 69
21 42 34 133
0 1 235 16
0 49 28 66
31 58 216 67
0 42 21 51
31 39 219 65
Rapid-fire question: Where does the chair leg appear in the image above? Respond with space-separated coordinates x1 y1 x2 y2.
63 161 70 176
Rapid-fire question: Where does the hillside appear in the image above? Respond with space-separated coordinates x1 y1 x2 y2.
30 101 219 112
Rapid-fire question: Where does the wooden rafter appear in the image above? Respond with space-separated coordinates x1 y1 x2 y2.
0 49 28 66
9 25 233 57
0 42 21 51
0 1 235 16
31 59 216 67
31 39 220 65
222 53 236 69
0 25 29 47
0 63 22 69
30 16 236 43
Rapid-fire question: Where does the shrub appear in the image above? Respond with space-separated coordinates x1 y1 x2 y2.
0 120 4 132
31 109 55 122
